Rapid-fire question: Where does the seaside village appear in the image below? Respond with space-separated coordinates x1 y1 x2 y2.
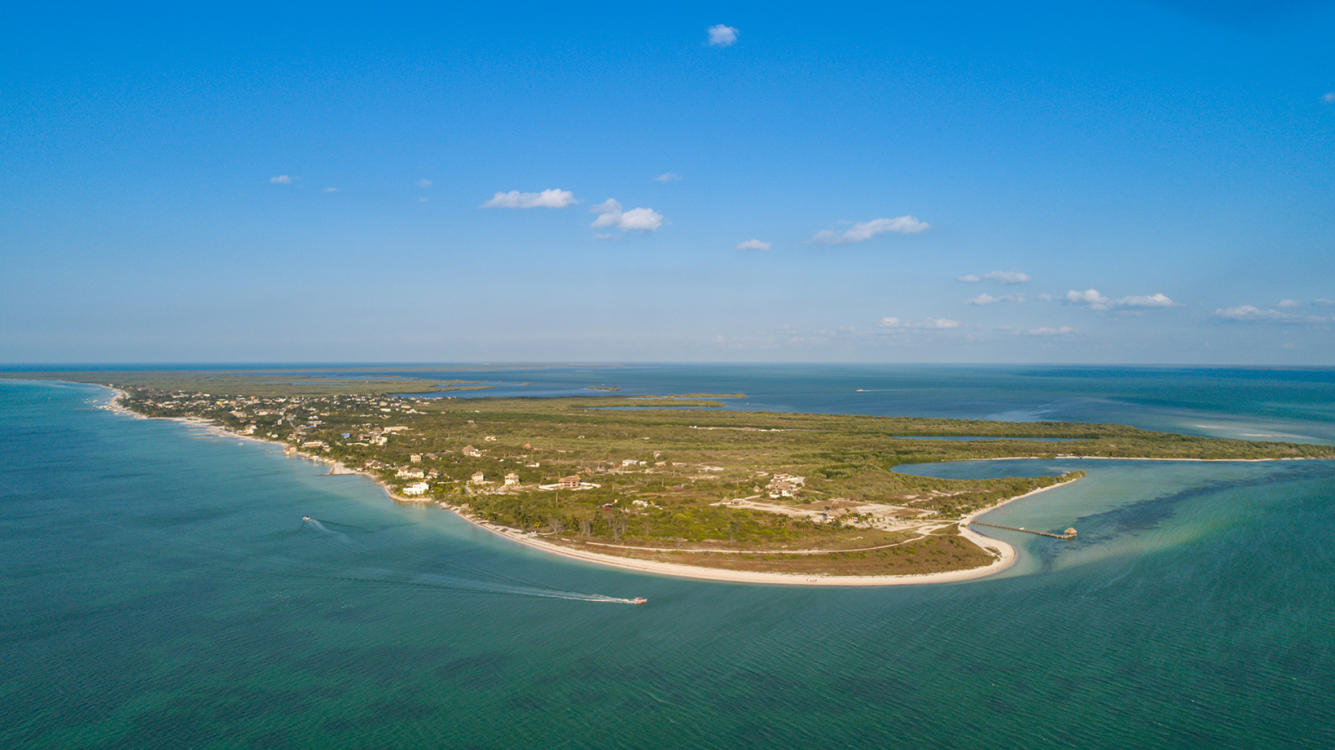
122 388 949 534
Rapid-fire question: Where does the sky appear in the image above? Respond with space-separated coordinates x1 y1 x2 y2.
2 1 1333 364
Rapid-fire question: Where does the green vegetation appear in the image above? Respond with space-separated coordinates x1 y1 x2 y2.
20 369 1335 576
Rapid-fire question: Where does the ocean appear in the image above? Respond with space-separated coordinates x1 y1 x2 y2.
2 366 1333 748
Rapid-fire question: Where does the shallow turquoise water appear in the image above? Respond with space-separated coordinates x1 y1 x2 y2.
2 372 1334 748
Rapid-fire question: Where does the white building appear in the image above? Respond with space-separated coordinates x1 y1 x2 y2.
401 482 429 497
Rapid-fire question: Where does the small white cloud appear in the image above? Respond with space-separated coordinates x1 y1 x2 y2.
707 24 738 47
269 175 292 184
591 198 663 232
960 270 1030 284
736 239 771 251
590 199 622 226
1314 298 1334 307
1276 299 1301 308
1325 92 1335 104
1064 289 1176 310
879 316 960 330
1213 305 1329 324
1024 326 1076 336
1215 305 1286 321
593 233 616 240
418 197 429 203
1064 288 1111 309
619 207 664 231
482 189 579 209
967 293 1023 305
322 187 339 193
416 178 432 189
1037 293 1053 302
810 216 930 245
1116 293 1178 308
986 270 1030 284
653 172 683 183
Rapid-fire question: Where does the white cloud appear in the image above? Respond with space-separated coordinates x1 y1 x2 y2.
1024 326 1076 336
418 197 429 203
269 175 292 184
1213 305 1329 324
619 208 664 231
1116 293 1178 308
1037 293 1053 302
736 239 771 251
1064 288 1111 309
653 172 682 183
1276 299 1301 308
1325 92 1335 104
967 293 1023 305
322 187 339 193
960 270 1030 284
482 189 579 209
707 24 738 47
1214 305 1287 321
590 198 663 232
416 178 432 189
590 199 622 226
593 233 616 240
879 316 960 330
1064 289 1177 310
1315 298 1334 307
986 270 1030 284
810 216 930 245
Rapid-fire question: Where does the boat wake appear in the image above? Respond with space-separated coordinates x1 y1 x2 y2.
326 565 643 604
301 515 353 544
293 517 642 603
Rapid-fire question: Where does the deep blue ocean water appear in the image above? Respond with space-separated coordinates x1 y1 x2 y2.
2 366 1334 748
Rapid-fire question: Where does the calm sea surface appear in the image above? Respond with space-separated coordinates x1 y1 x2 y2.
2 366 1334 748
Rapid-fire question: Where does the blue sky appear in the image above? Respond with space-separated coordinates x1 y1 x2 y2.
2 1 1333 364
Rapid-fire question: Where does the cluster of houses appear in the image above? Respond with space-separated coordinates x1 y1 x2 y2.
767 473 806 498
129 387 749 509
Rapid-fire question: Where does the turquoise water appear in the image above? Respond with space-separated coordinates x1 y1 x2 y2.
3 369 1335 747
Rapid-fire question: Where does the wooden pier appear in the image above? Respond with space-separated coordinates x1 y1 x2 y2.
970 521 1077 540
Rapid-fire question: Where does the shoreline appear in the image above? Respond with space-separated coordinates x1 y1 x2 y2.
83 382 1315 587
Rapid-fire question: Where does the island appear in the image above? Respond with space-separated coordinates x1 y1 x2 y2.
24 370 1335 585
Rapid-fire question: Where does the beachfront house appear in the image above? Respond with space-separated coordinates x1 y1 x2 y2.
402 482 429 497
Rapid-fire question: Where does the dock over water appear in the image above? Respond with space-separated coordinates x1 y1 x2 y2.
971 521 1078 540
